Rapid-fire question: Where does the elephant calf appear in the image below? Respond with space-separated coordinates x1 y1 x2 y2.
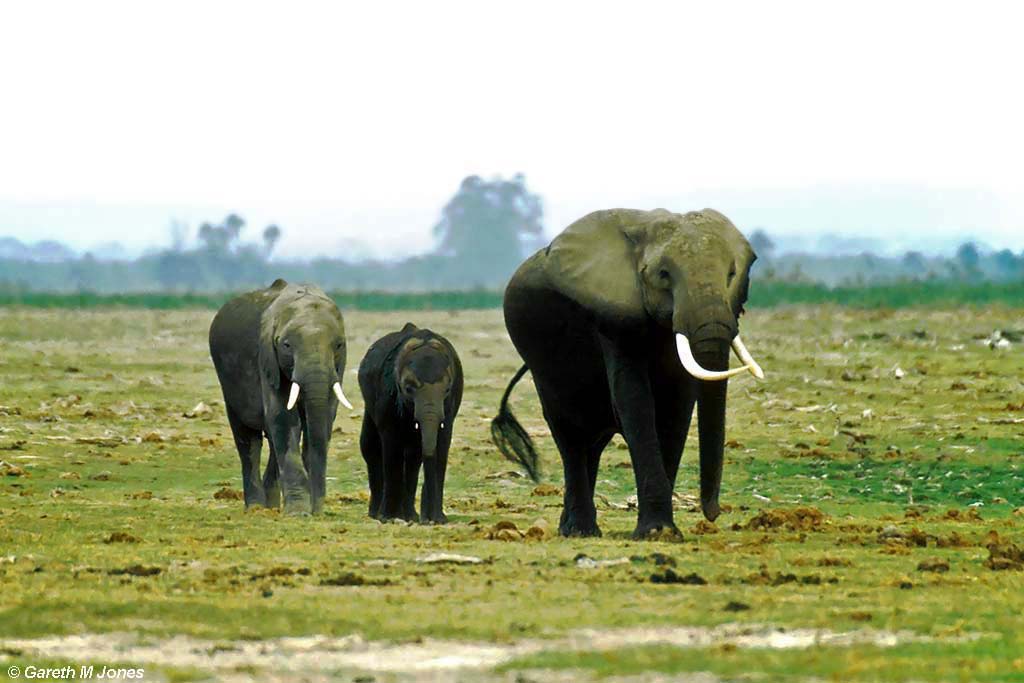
209 279 355 514
358 323 463 523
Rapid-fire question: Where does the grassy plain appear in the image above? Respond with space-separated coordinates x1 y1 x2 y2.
1 306 1022 681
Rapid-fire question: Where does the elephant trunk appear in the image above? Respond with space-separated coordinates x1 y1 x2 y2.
414 397 443 460
299 372 335 513
693 339 730 522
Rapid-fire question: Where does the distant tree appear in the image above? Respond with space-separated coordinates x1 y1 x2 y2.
747 228 776 260
956 242 981 280
432 174 544 282
263 224 282 257
902 251 927 276
198 214 247 255
993 249 1020 279
224 214 245 242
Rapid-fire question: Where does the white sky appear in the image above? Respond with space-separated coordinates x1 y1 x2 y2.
1 1 1022 257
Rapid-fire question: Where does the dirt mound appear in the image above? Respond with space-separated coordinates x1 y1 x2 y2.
483 519 550 541
650 568 707 585
984 531 1024 571
741 566 837 586
744 507 827 532
213 487 243 501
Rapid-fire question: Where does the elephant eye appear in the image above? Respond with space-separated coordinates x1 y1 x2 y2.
658 269 670 281
727 263 737 285
281 340 291 349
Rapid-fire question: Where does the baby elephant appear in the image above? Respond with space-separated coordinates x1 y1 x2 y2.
358 323 463 523
209 279 355 515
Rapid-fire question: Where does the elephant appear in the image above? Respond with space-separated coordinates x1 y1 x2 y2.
358 323 463 523
491 208 764 539
208 279 355 514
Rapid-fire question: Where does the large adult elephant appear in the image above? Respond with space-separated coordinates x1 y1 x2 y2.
492 209 764 539
209 279 355 515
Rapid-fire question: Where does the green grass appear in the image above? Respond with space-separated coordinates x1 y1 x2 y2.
501 638 1024 682
0 306 1022 680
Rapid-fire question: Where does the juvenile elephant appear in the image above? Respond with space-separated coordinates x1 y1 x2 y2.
492 209 764 538
358 323 463 523
209 279 354 514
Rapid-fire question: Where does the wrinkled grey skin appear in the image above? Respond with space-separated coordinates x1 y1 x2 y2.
493 209 756 538
358 323 463 523
209 279 349 515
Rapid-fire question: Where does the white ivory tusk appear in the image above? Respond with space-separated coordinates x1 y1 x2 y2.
333 382 354 410
286 382 300 410
675 334 751 381
731 335 765 379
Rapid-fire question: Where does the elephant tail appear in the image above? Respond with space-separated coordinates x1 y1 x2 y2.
490 364 541 482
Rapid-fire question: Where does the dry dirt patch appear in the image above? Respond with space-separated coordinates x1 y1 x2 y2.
1 624 955 678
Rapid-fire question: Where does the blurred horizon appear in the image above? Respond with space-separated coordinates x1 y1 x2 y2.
0 180 1020 262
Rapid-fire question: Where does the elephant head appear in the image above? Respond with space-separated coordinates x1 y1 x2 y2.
395 334 456 460
258 285 353 511
545 208 763 381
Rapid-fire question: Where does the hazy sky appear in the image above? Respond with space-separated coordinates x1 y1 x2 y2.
1 1 1022 258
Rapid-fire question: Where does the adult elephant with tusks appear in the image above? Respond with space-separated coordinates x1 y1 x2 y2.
491 208 765 539
209 279 355 515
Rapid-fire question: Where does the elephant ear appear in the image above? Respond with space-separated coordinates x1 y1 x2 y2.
257 311 280 391
699 208 757 310
544 209 654 325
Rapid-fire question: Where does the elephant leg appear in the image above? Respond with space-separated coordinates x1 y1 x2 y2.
226 406 266 508
300 414 327 515
360 417 383 519
402 446 421 522
652 376 696 490
532 375 608 537
551 425 607 538
421 426 451 524
598 333 678 539
586 436 608 499
262 436 281 509
267 412 309 516
378 433 406 521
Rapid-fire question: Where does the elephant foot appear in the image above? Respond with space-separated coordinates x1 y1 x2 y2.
242 485 267 509
631 518 683 542
379 510 416 523
559 508 601 537
283 495 312 516
421 510 448 525
380 515 413 525
264 484 281 509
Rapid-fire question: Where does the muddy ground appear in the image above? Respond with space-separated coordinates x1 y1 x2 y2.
0 306 1022 681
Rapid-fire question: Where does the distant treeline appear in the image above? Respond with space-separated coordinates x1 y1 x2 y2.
2 178 1022 294
3 280 1022 311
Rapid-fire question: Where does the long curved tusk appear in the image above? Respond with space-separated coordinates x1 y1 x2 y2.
333 382 354 410
286 382 301 410
731 335 765 379
675 334 751 381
